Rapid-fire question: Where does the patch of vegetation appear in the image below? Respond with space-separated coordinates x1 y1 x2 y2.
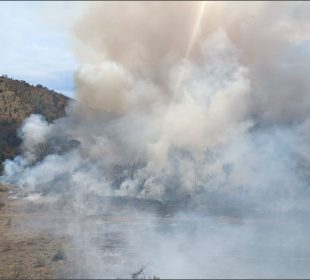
129 266 160 280
52 245 66 262
130 266 146 279
35 256 46 268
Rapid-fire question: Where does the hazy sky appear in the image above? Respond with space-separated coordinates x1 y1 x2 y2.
0 1 84 98
1 1 310 101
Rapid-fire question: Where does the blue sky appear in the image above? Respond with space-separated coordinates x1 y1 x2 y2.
0 1 82 98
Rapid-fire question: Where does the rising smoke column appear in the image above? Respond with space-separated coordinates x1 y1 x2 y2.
3 0 310 208
69 1 310 208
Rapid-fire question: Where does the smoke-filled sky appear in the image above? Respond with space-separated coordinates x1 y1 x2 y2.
2 1 310 278
1 1 310 100
0 1 307 96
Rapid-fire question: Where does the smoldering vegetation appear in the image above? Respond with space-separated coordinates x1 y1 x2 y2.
2 1 310 278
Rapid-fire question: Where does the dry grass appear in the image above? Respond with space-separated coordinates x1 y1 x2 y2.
0 185 74 279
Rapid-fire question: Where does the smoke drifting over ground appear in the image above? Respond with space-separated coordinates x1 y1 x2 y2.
2 1 310 278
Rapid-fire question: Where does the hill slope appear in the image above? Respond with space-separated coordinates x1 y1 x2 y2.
0 75 70 171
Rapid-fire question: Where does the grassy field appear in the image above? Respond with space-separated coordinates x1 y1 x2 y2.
0 184 75 279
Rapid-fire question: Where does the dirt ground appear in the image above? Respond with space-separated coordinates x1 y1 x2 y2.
0 184 75 279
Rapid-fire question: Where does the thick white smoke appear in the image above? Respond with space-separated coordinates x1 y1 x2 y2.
2 1 310 278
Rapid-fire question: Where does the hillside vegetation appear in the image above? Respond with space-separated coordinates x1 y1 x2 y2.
0 75 70 171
